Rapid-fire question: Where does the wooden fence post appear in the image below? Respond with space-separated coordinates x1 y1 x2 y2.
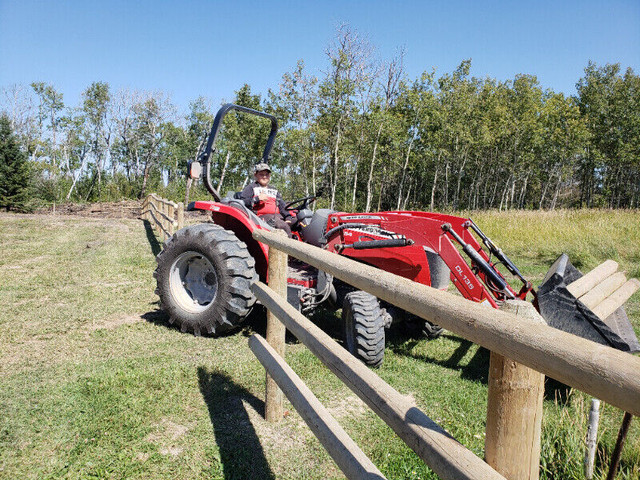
168 202 175 236
150 197 156 230
164 201 170 238
177 202 184 230
152 196 157 230
485 300 545 480
265 232 288 422
156 198 161 232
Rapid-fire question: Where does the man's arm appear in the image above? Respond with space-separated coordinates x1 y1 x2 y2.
239 183 259 209
276 191 292 221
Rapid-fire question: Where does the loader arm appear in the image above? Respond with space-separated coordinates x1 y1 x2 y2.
324 211 528 307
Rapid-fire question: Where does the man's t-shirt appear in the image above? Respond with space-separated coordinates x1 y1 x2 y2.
250 186 279 215
239 181 290 219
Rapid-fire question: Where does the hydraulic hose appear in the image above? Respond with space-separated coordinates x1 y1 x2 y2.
441 223 511 295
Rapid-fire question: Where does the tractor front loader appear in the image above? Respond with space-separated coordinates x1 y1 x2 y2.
155 104 639 367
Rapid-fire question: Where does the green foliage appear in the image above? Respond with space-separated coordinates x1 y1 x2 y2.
31 82 65 176
1 28 638 211
209 84 273 191
0 115 31 210
577 62 640 208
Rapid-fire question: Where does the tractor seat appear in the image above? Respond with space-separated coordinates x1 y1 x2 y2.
221 191 273 231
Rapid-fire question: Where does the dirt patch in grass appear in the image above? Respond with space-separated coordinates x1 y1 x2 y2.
89 314 142 331
246 401 343 479
1 314 145 371
146 418 190 457
326 394 369 421
36 200 143 219
243 398 307 453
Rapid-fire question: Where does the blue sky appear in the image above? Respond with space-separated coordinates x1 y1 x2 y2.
1 0 638 114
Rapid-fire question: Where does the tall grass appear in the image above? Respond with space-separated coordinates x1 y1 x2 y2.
471 209 640 278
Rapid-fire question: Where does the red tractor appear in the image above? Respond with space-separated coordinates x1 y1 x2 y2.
155 104 637 366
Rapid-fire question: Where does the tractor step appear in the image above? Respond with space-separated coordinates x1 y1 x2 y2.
287 260 317 288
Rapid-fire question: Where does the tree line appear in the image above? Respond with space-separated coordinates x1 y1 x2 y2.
1 27 639 212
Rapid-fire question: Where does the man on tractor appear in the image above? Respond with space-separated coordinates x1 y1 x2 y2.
240 163 293 237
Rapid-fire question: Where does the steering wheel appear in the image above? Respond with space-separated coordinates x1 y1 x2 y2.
284 195 317 211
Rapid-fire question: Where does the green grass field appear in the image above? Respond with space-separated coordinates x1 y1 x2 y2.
0 209 638 479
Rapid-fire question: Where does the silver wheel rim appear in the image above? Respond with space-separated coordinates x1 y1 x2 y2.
169 251 218 313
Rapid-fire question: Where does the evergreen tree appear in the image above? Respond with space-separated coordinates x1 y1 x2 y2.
0 115 30 211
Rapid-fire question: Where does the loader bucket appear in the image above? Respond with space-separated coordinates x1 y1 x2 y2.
536 254 640 353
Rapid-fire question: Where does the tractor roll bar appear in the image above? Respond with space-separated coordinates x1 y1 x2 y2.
197 103 278 201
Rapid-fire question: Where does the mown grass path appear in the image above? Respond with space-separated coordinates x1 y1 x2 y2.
0 210 638 479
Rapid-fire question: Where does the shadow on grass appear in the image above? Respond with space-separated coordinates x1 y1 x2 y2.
142 305 262 339
405 405 456 439
387 331 490 384
142 308 173 330
197 367 274 480
142 219 162 256
241 306 344 346
388 328 574 400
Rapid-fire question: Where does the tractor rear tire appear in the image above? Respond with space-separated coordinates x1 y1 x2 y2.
155 223 258 335
342 291 386 368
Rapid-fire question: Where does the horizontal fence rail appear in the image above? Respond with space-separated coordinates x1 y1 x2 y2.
249 333 387 480
142 194 184 239
252 229 640 417
252 281 505 480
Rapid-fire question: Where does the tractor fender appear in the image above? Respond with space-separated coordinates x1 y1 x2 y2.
190 201 270 281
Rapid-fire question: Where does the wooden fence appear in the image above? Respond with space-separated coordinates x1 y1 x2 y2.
250 228 640 480
141 194 184 239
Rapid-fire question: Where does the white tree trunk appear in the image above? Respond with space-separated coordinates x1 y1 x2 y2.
396 135 415 210
351 163 358 210
66 154 88 201
365 124 384 212
430 160 440 212
330 124 342 210
219 151 231 193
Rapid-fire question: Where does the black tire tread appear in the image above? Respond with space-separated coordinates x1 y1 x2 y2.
421 320 444 339
343 291 386 367
155 223 257 335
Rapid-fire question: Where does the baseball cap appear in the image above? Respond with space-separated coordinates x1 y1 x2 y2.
254 162 271 173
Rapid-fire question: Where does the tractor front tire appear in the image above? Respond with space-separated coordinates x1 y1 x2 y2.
421 320 444 339
342 291 386 368
155 223 257 335
406 315 444 340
